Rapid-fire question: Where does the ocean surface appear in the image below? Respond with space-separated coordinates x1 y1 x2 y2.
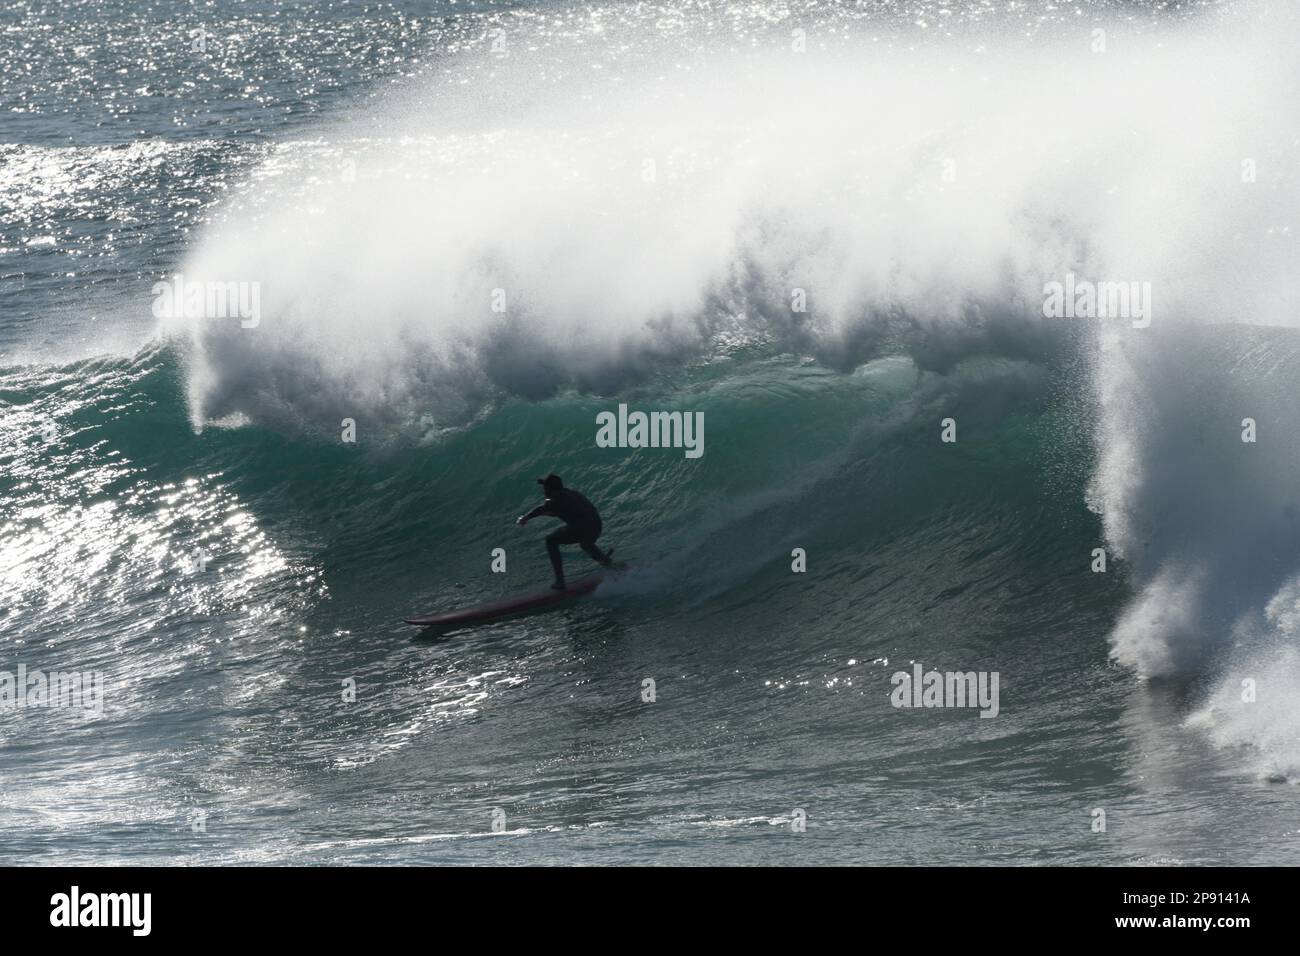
3 0 1300 865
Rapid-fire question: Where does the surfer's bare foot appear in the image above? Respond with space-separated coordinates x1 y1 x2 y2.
551 581 566 591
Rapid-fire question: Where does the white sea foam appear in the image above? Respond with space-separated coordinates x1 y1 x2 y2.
168 2 1299 430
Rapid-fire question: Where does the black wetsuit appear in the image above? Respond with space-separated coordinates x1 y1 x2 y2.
522 489 610 585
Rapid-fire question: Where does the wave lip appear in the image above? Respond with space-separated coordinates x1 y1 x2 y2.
167 3 1300 434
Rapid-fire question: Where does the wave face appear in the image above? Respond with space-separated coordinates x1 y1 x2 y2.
6 0 1300 863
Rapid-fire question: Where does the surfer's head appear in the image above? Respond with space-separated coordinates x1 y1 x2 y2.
537 474 564 494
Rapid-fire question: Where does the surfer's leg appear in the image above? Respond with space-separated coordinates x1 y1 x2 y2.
578 518 610 567
580 541 612 567
545 527 580 589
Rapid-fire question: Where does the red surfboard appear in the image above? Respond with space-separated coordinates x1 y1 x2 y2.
404 574 608 627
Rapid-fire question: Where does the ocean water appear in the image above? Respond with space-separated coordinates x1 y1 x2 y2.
3 0 1300 865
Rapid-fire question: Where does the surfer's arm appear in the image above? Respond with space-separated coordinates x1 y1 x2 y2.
517 502 554 526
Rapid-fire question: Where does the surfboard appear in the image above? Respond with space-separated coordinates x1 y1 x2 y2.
404 573 608 627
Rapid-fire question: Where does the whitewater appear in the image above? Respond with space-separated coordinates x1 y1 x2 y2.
2 0 1299 864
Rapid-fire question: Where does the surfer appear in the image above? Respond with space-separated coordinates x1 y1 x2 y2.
516 474 614 589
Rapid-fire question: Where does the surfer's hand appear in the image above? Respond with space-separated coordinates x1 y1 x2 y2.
516 515 527 526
